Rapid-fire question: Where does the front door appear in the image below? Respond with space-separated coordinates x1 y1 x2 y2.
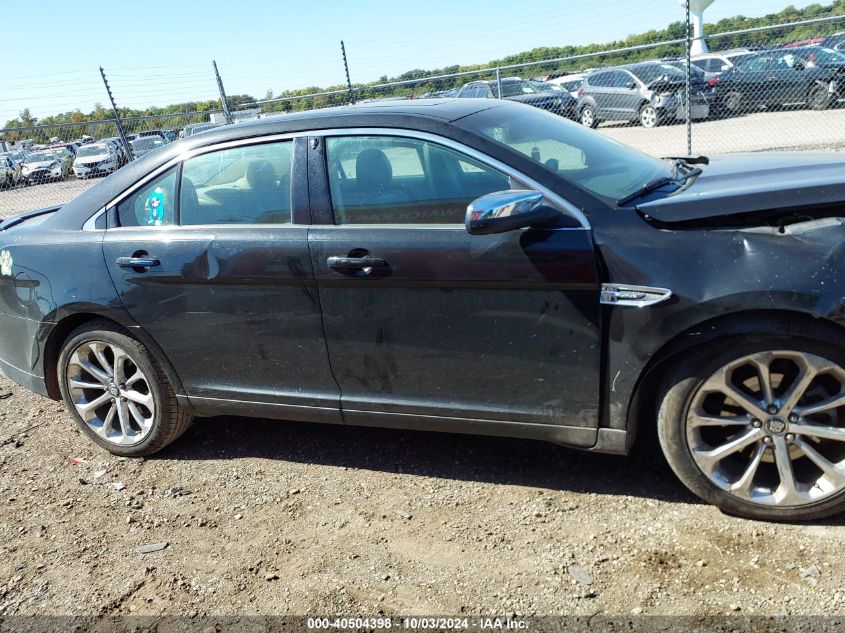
102 138 341 423
308 132 602 438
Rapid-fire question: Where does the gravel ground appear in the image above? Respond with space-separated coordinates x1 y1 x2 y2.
1 372 845 618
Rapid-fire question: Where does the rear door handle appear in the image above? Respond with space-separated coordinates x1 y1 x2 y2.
327 255 387 271
116 256 160 270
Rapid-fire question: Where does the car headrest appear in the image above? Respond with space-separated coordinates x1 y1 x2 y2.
356 148 392 191
246 160 276 190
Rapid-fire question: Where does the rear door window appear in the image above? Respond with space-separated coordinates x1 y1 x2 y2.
180 141 293 225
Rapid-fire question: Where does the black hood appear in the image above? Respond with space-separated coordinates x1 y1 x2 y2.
636 152 845 222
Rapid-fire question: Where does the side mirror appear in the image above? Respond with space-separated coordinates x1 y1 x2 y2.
466 190 559 235
625 80 636 89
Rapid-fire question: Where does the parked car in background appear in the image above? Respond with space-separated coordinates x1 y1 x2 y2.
791 44 845 73
782 37 826 48
0 154 23 189
50 147 75 174
717 48 842 113
102 137 130 167
576 62 709 128
691 48 754 80
823 32 845 52
183 122 223 137
129 136 166 159
6 149 31 169
546 72 589 98
457 77 577 118
21 150 69 183
660 59 723 113
73 143 121 179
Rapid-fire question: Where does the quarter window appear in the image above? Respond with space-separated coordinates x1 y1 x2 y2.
180 141 293 225
116 167 178 227
326 136 516 225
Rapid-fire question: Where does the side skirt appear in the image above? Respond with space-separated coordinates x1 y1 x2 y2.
177 394 620 451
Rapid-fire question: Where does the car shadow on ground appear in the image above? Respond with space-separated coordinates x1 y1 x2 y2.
157 414 698 505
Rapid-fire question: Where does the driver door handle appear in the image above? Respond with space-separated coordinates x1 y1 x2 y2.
116 256 160 270
327 255 387 271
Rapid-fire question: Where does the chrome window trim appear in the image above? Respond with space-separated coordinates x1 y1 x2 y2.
318 127 590 229
101 127 590 230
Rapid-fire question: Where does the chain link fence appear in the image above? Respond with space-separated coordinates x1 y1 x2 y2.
2 11 845 217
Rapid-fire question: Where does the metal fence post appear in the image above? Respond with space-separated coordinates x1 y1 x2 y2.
213 60 234 124
341 40 356 105
496 67 503 99
99 66 135 162
684 0 692 156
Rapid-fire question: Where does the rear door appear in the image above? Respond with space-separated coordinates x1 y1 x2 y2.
102 137 341 423
307 131 602 442
736 54 773 106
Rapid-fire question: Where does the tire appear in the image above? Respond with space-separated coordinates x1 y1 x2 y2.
723 91 743 114
808 84 831 111
657 334 845 520
58 320 193 457
639 103 660 128
579 105 598 128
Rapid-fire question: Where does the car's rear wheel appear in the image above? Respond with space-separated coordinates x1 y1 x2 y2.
58 320 192 457
579 105 598 128
658 336 845 520
808 84 832 111
639 103 660 128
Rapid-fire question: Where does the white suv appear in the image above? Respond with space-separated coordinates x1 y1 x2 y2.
691 49 754 79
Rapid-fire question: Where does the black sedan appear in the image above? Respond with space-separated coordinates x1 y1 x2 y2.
717 47 841 113
456 78 578 118
2 99 845 521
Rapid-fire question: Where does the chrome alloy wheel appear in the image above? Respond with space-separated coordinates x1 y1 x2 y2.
66 341 155 446
640 105 658 128
687 351 845 508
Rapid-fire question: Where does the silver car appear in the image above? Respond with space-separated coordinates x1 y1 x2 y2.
129 136 166 159
73 143 120 179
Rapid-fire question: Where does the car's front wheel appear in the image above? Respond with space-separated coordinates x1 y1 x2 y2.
639 103 660 128
58 320 193 457
658 336 845 520
579 105 598 128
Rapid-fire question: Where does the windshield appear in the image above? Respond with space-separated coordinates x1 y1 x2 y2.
26 152 54 163
629 63 686 84
500 81 537 97
457 102 673 205
77 144 109 157
131 138 164 151
799 46 845 65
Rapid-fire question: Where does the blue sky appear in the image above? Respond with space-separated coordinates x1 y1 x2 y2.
0 0 825 122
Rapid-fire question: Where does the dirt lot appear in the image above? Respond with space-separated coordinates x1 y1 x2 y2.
1 370 845 619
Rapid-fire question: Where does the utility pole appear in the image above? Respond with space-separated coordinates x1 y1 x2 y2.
213 60 234 124
341 40 356 105
100 66 134 162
